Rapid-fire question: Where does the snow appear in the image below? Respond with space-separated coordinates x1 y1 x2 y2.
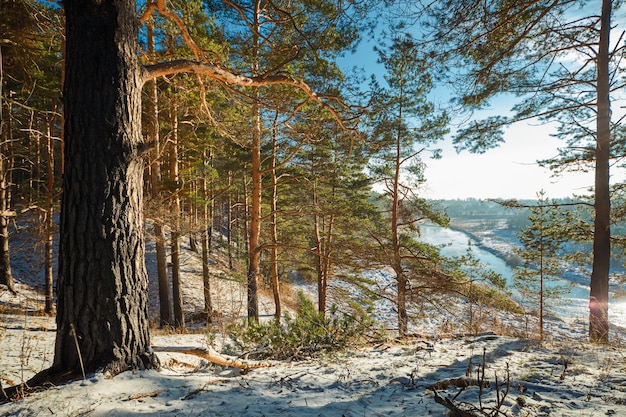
2 222 626 416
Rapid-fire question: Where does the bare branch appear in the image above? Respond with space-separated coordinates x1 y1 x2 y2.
143 60 357 133
139 0 205 61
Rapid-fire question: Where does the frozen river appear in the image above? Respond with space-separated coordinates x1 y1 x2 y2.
419 223 626 327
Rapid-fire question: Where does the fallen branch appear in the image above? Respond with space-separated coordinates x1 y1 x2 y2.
152 346 274 370
433 390 480 417
125 389 165 401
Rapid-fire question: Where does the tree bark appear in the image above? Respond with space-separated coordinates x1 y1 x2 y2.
589 0 611 343
50 0 158 379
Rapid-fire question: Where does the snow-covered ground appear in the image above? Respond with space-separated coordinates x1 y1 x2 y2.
2 221 626 416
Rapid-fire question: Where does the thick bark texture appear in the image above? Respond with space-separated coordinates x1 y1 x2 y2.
50 0 157 379
589 0 612 343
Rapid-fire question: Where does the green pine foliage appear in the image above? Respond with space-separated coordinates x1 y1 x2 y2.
513 191 573 338
227 291 375 360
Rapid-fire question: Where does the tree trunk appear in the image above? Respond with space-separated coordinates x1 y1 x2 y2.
227 171 233 269
312 179 326 316
0 58 15 294
0 154 15 294
247 1 262 323
589 0 611 343
44 118 55 313
51 0 158 379
146 21 171 328
247 100 261 322
169 100 184 330
393 108 407 338
201 152 212 322
269 124 281 319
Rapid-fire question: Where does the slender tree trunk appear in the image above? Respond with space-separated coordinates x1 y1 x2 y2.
0 166 14 294
48 0 158 381
242 172 250 256
269 123 281 319
201 151 212 321
44 118 55 313
589 0 611 343
539 228 544 340
146 21 172 328
247 0 262 322
312 177 326 316
247 100 262 322
320 155 338 317
169 100 184 330
207 154 214 255
227 171 234 269
30 113 40 204
0 74 15 294
313 217 324 315
322 213 334 314
393 101 407 338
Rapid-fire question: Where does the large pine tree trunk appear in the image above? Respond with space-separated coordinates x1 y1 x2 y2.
589 0 612 343
50 0 158 378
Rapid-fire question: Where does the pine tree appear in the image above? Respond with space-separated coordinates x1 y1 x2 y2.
513 191 572 340
368 34 449 337
424 0 624 343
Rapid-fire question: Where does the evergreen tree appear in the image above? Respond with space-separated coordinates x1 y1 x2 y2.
368 34 449 337
513 191 573 339
424 0 625 343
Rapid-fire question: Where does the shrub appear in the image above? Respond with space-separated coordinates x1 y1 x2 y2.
228 291 374 360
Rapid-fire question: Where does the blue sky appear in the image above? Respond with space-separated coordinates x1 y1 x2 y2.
337 4 625 200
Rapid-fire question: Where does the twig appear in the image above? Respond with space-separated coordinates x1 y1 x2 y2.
433 390 479 417
69 324 86 380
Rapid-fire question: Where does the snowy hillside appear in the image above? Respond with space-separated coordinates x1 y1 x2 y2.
2 219 626 416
